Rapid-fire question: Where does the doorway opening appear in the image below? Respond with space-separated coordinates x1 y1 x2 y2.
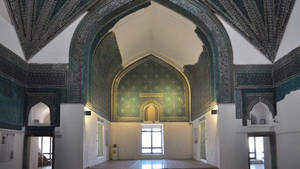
25 136 54 169
248 133 277 169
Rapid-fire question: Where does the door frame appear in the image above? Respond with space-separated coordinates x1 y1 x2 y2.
23 127 55 169
247 132 277 169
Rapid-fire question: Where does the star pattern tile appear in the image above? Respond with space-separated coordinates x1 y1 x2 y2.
117 60 186 118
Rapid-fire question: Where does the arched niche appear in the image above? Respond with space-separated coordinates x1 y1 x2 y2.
25 93 58 127
249 102 274 125
112 55 190 122
144 104 159 122
141 100 162 123
28 102 51 126
68 0 234 105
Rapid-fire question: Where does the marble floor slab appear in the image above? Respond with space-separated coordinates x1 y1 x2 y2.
250 164 265 169
89 160 218 169
38 166 52 169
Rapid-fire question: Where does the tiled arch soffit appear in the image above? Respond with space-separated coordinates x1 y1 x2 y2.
68 0 234 104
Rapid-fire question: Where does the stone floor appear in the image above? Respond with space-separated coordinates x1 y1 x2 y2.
90 160 218 169
250 164 264 169
38 165 52 169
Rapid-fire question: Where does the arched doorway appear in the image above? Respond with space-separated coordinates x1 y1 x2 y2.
24 100 56 169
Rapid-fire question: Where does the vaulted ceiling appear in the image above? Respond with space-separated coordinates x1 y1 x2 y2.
2 0 297 62
5 0 99 60
205 0 296 62
112 2 203 68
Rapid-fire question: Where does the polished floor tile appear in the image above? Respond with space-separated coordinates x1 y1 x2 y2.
90 160 218 169
250 164 264 169
39 166 52 169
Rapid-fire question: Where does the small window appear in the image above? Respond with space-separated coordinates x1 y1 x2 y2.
199 120 206 160
141 124 163 154
97 123 104 157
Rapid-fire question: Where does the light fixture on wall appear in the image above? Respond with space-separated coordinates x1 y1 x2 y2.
211 105 218 115
84 105 92 116
211 110 218 115
84 111 91 116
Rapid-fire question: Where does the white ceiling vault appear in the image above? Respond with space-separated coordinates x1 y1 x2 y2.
111 2 203 68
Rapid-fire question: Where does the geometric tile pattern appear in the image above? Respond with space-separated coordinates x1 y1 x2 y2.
0 75 24 130
184 46 215 120
89 32 123 120
113 56 189 122
5 0 99 60
234 65 273 88
205 0 296 62
273 47 300 85
234 46 300 123
0 44 68 129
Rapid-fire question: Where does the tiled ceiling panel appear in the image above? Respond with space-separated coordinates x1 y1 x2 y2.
5 0 99 60
205 0 296 62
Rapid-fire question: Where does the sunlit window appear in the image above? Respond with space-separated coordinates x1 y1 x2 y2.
199 120 206 160
248 136 264 160
141 124 163 154
97 123 104 157
38 136 53 168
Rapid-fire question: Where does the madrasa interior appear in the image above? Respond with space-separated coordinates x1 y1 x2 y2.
0 1 299 169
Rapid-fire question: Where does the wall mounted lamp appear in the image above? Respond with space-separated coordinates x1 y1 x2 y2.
211 109 218 115
84 111 91 116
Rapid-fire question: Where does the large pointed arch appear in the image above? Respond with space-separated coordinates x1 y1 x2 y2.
68 0 233 105
111 55 191 122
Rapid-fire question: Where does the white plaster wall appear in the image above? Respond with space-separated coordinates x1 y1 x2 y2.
192 111 219 167
275 89 300 169
276 0 300 61
218 17 271 65
0 0 10 23
264 137 272 169
54 104 84 169
113 2 203 68
28 14 85 64
29 137 39 169
163 122 193 159
218 104 249 169
83 111 110 168
0 130 24 169
110 122 192 160
0 16 24 59
110 123 140 159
